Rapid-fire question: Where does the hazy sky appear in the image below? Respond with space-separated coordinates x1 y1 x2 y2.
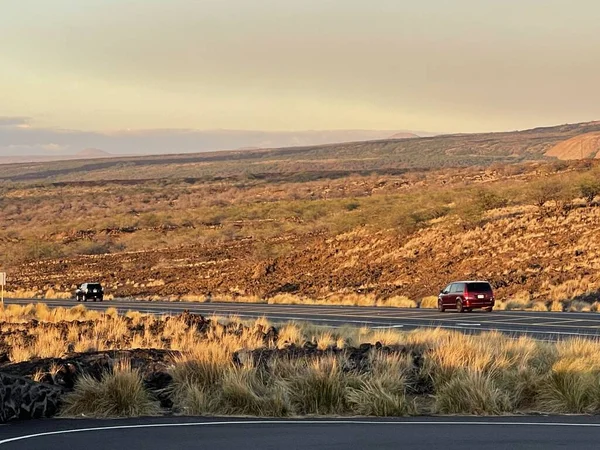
1 0 599 139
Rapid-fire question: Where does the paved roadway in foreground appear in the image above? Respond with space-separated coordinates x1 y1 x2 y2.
3 416 600 449
5 298 600 339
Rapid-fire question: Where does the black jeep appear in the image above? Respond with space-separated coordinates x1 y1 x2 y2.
75 283 104 302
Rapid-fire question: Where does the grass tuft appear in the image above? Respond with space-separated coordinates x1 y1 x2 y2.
61 360 160 418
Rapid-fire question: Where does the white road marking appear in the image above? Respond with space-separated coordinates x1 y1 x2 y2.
372 325 404 329
4 420 600 445
457 323 481 326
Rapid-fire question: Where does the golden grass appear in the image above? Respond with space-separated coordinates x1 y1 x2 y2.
7 304 600 417
61 359 161 418
419 296 439 309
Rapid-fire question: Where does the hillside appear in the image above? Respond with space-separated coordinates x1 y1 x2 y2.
2 156 600 307
545 132 600 160
1 121 600 183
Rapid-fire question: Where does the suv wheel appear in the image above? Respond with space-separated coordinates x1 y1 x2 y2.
456 299 464 313
438 299 445 312
76 295 81 302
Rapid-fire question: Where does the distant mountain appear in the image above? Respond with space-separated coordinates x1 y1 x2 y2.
0 148 114 165
388 132 419 139
3 121 600 175
76 148 112 158
0 127 433 158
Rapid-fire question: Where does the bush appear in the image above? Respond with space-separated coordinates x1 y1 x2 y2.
61 361 159 418
579 178 600 204
529 178 571 208
434 370 511 415
347 378 413 416
23 241 63 261
419 296 439 309
284 357 351 415
537 369 595 413
473 189 509 211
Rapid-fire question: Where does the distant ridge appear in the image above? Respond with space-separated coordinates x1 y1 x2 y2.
0 148 114 164
76 148 112 158
388 132 419 139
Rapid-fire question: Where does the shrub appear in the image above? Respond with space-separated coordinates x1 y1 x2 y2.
579 178 600 204
284 356 351 415
537 369 595 413
219 367 291 416
474 189 509 211
377 296 417 308
529 178 571 208
434 370 511 415
347 378 413 416
61 360 159 418
419 296 439 309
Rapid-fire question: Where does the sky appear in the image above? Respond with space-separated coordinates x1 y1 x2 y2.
1 0 599 155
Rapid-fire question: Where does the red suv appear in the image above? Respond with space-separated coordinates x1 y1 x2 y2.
438 281 495 313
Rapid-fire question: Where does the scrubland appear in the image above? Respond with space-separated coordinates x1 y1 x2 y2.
1 124 600 310
4 304 600 418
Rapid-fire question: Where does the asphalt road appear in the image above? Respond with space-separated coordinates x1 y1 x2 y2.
5 298 600 339
3 417 600 449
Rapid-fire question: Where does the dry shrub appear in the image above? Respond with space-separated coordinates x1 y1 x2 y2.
44 288 72 299
535 341 600 414
347 378 413 416
219 367 291 416
434 369 511 415
550 301 565 312
61 360 160 418
419 296 439 309
568 301 592 312
504 291 532 310
530 301 548 312
347 352 415 416
315 332 335 350
277 323 304 348
284 356 353 415
377 296 417 308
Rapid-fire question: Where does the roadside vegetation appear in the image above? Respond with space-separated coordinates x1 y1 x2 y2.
4 304 600 418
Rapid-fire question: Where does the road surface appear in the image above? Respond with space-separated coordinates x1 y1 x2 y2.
2 417 600 449
5 298 600 339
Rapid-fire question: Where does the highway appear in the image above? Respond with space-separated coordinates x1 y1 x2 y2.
5 298 600 339
3 417 600 449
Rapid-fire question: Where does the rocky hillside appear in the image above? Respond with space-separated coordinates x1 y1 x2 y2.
8 200 600 305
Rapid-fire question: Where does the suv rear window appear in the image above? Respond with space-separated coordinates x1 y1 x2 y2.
467 282 492 292
87 283 102 290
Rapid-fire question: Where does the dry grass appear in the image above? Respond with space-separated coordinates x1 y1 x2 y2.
6 304 600 417
61 359 161 418
419 296 439 309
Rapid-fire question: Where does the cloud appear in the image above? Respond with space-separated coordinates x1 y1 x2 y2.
0 117 32 128
41 143 67 152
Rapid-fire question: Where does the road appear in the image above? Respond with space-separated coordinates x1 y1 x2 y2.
2 417 600 449
5 298 600 339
